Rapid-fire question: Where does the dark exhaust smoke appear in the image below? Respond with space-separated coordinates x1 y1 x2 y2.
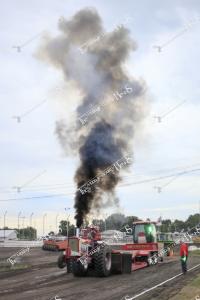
36 8 148 227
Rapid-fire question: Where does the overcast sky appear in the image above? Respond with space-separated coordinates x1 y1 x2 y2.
1 0 200 235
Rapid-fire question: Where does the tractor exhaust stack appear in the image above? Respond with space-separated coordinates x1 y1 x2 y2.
76 228 80 237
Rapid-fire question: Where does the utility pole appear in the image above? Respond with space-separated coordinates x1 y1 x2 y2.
22 216 26 239
34 220 37 239
199 200 200 225
30 212 34 227
18 211 21 240
65 208 70 238
56 214 59 234
22 216 25 239
3 211 7 240
104 214 108 231
30 213 34 240
43 213 47 236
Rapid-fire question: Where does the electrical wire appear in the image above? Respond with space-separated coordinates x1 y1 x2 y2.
0 167 199 202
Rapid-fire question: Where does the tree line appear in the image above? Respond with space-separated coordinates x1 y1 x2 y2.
58 213 200 236
2 213 199 238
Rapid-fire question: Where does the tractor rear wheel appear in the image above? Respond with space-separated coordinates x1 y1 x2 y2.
57 254 66 269
72 260 88 277
66 259 73 273
93 245 111 277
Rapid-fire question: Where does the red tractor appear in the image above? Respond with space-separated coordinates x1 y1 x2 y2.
42 236 68 251
57 221 161 277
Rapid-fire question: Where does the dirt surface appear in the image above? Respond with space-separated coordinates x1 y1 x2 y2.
169 273 200 300
0 247 200 300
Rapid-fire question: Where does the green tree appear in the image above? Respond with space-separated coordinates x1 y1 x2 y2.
59 220 75 236
171 219 186 232
185 214 200 231
160 219 172 232
16 227 37 240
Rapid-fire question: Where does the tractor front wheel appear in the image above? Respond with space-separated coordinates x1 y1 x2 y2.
72 260 88 277
57 254 66 269
93 245 111 277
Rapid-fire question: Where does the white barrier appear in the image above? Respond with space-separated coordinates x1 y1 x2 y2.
0 240 42 248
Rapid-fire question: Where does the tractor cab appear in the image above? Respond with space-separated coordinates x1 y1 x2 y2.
79 226 101 241
133 221 157 244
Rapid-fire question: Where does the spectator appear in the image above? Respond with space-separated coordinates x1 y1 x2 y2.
180 240 188 274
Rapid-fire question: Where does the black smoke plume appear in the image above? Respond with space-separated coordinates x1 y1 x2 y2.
36 8 148 227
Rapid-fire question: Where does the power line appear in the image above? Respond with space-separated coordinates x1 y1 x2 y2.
0 183 75 194
120 168 200 187
153 173 184 193
12 99 47 123
13 170 46 193
0 167 199 202
12 31 44 53
1 161 200 195
153 99 187 123
0 193 74 202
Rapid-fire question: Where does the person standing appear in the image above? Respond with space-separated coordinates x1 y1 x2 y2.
180 240 188 274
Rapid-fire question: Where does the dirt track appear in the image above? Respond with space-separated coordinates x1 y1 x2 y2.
0 248 200 300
